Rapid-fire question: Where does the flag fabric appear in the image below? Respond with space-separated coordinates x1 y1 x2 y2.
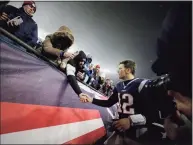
0 35 116 144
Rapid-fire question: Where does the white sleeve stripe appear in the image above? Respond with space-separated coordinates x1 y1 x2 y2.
152 123 164 128
138 80 148 93
66 64 75 76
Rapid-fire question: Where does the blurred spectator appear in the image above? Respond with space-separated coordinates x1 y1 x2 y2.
110 79 113 86
88 63 94 75
100 72 106 89
77 63 93 85
84 54 93 77
164 90 192 145
39 25 75 63
0 1 38 47
90 65 104 90
100 78 114 97
168 90 192 118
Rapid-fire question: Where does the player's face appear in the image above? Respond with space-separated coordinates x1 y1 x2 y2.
118 64 127 80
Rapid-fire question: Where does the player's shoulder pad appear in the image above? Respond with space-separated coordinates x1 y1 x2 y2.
115 81 123 89
116 81 122 86
138 74 170 93
116 78 142 90
149 74 170 88
138 78 150 93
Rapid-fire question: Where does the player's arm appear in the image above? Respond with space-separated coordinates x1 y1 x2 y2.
66 60 82 96
91 88 119 107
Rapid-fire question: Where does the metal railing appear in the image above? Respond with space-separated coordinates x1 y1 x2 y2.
0 27 106 97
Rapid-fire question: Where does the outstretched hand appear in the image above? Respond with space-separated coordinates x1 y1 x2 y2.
79 93 93 103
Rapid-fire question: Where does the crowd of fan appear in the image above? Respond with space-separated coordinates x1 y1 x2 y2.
0 1 114 97
80 61 114 97
70 55 114 97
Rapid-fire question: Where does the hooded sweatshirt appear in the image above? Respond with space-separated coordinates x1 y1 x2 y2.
41 26 74 62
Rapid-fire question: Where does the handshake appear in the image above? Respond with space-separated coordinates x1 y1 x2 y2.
79 93 93 103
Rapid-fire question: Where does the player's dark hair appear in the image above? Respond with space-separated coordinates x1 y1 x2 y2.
119 60 136 75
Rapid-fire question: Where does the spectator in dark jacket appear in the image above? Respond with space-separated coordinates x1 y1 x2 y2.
0 1 38 47
66 50 90 100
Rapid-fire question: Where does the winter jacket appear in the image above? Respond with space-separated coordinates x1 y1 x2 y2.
0 5 38 47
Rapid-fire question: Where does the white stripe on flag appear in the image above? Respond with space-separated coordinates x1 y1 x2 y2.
0 118 104 144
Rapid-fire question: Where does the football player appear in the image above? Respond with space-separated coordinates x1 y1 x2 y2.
81 60 161 143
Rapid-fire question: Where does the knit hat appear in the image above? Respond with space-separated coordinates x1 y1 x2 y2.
22 1 36 12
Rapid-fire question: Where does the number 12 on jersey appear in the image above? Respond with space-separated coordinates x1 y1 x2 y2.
118 93 135 115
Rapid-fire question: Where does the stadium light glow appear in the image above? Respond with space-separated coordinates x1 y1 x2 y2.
101 69 110 73
38 28 50 40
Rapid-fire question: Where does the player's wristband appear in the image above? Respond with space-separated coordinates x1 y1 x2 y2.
129 114 146 126
60 51 65 59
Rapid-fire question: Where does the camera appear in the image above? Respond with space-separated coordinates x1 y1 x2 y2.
140 74 177 119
